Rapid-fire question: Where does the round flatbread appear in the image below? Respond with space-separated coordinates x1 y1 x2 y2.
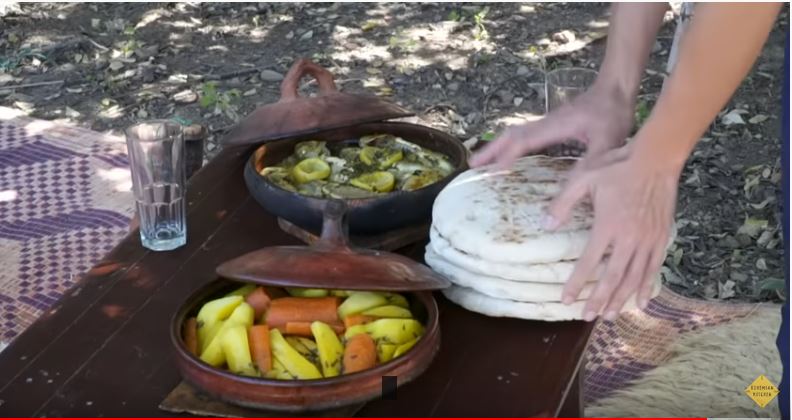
429 226 602 283
424 246 596 302
441 279 661 322
432 155 592 264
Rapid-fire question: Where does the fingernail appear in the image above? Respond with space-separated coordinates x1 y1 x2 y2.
604 311 618 321
542 214 559 231
583 311 597 322
562 295 573 305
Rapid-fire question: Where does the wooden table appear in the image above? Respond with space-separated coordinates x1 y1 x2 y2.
0 147 594 417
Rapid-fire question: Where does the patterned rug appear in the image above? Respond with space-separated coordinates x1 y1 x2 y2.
583 285 774 406
0 107 134 348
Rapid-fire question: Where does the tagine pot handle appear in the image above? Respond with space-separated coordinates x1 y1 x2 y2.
280 59 338 101
316 199 352 251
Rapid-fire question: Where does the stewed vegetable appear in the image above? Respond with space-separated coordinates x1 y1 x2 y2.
184 285 425 380
259 134 454 198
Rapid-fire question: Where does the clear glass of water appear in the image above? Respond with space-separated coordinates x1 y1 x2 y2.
125 121 187 251
545 67 598 112
544 67 598 156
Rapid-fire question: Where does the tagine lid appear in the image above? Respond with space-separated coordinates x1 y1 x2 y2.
215 200 450 291
220 59 414 147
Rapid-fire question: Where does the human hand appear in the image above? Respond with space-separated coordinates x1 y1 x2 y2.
469 83 635 169
544 145 680 321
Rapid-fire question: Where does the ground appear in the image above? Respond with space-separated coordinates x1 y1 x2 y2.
0 3 787 303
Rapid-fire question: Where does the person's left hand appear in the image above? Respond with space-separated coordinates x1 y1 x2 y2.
544 145 681 321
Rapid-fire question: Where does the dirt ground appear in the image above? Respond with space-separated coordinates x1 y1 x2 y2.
0 2 787 303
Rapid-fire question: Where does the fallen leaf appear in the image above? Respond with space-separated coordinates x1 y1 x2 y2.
300 30 313 41
259 69 284 82
173 90 198 104
736 216 768 238
243 88 257 97
743 173 761 197
365 67 382 75
65 106 81 118
749 196 774 210
481 131 496 141
749 114 768 124
718 280 736 299
757 229 775 247
672 248 684 267
361 21 379 31
463 137 479 150
756 258 767 270
660 266 685 285
759 278 785 293
108 61 124 71
721 109 746 125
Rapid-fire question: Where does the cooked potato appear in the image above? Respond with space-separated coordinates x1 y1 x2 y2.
222 324 257 376
377 343 397 364
269 329 323 380
311 321 345 377
393 338 418 358
337 292 388 319
365 319 424 345
199 303 255 367
196 295 244 347
362 305 412 318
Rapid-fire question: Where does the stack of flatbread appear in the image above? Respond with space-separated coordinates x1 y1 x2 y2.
425 155 674 321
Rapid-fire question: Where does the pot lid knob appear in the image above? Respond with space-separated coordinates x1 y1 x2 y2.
216 199 451 291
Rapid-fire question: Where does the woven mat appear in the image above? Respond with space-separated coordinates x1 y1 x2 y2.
583 284 770 406
0 107 135 348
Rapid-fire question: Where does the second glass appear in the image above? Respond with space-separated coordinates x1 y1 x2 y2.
125 121 187 251
545 67 598 112
544 67 598 156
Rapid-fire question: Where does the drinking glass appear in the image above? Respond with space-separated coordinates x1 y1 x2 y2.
545 67 598 112
125 121 187 251
544 67 598 156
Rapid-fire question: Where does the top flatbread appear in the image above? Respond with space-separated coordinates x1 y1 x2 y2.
432 155 592 264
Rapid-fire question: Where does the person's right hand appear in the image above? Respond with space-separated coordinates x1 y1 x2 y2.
469 83 636 169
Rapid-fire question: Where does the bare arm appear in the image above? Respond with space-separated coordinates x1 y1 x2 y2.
632 2 782 170
470 3 669 166
595 2 670 107
550 2 782 320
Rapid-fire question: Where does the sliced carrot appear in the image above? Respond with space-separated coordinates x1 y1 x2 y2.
248 325 272 373
343 314 378 329
183 317 199 356
285 321 345 337
343 333 377 374
245 287 272 322
265 297 340 329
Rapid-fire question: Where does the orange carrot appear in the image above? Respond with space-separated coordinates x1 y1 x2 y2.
265 297 340 329
343 314 377 328
183 317 199 356
343 333 377 374
248 325 272 373
284 321 345 337
245 287 272 321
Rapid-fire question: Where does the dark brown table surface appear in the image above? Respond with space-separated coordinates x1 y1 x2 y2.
0 147 595 417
